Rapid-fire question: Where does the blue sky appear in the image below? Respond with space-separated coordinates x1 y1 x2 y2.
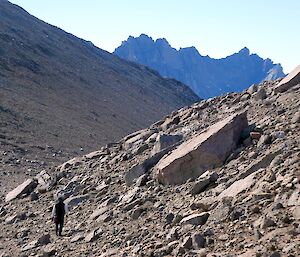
9 0 300 73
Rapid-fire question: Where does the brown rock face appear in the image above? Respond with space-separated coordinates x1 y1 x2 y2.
274 64 300 93
154 112 248 184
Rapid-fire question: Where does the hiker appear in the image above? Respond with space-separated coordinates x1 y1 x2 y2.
51 197 68 236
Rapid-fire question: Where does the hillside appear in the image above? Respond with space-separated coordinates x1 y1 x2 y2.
0 66 299 256
114 34 285 99
0 0 198 191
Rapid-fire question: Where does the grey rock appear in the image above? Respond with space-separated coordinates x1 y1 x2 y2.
65 194 89 208
191 171 218 195
135 174 148 187
70 234 84 243
181 236 192 249
30 192 39 201
257 134 272 147
165 213 174 224
90 207 108 220
37 234 51 245
85 228 102 242
252 87 267 100
166 227 179 242
260 216 276 229
192 233 205 249
152 133 183 154
5 179 38 202
131 208 143 220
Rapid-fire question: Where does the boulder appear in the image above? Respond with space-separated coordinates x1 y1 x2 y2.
274 64 300 93
154 112 248 185
5 179 37 202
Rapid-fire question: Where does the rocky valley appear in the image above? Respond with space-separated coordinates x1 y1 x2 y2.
0 65 299 256
0 1 299 256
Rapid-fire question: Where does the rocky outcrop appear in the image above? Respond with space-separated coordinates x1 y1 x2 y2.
154 112 248 184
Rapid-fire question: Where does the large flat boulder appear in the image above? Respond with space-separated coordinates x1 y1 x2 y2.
5 179 37 202
274 64 300 93
154 112 248 185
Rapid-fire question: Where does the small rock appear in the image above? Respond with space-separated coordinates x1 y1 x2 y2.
181 236 192 250
291 111 300 123
257 134 272 147
166 227 179 242
250 132 261 140
42 244 56 257
180 212 210 226
192 233 205 249
85 228 102 242
30 192 39 201
272 203 284 210
270 252 281 257
254 228 262 240
135 174 148 187
260 216 276 229
131 208 143 220
165 213 175 224
70 234 84 243
38 234 51 245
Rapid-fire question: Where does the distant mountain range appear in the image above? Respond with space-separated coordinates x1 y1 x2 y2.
114 34 285 98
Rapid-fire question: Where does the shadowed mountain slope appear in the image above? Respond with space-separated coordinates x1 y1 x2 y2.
0 1 198 156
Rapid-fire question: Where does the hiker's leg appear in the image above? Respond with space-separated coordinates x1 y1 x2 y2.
59 217 64 236
55 222 59 235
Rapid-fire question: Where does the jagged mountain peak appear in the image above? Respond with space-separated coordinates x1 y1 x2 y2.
238 46 250 55
114 34 285 98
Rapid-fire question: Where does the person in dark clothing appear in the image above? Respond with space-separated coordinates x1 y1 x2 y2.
51 197 68 236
